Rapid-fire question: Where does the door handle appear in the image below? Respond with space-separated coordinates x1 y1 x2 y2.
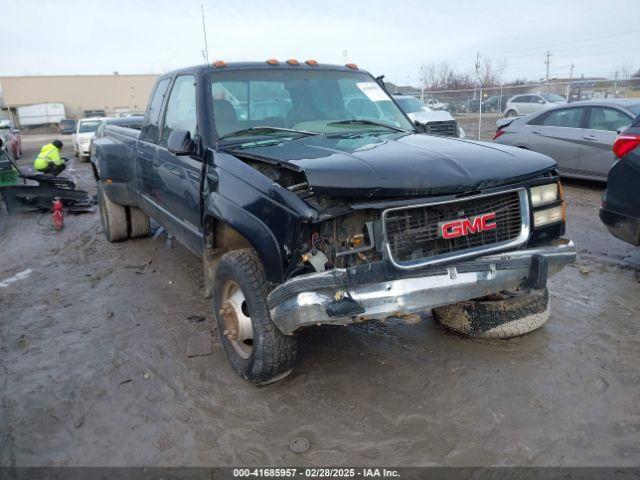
583 135 597 141
532 130 543 135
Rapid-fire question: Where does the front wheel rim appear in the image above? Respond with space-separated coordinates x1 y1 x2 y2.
219 280 254 359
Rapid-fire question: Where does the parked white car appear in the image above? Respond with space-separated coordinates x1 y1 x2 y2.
504 93 566 117
424 97 449 111
393 95 464 137
73 117 104 161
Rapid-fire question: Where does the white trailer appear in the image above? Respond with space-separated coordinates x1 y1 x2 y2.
17 103 66 127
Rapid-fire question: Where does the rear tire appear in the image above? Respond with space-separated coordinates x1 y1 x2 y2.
98 184 128 242
433 288 550 339
213 249 298 384
129 207 150 238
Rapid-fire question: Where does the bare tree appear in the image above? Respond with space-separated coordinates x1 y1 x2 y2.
478 58 507 87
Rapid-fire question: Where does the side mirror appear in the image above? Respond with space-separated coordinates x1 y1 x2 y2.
167 129 194 156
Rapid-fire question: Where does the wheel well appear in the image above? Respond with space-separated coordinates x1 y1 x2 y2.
204 216 252 254
203 216 255 298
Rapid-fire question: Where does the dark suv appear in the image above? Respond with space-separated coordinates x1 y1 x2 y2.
58 119 76 134
600 114 640 245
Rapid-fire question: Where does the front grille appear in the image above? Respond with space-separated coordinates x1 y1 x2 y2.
384 190 523 264
424 120 458 137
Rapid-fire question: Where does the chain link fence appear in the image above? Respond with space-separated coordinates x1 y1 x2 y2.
402 77 640 141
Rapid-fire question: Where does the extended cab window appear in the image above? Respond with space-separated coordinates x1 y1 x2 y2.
587 107 632 132
540 108 584 128
211 69 413 139
161 75 197 145
141 78 170 143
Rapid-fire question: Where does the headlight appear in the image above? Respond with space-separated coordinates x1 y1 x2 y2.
534 206 563 227
530 183 559 206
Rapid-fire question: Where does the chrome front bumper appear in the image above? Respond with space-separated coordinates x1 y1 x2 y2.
268 240 576 335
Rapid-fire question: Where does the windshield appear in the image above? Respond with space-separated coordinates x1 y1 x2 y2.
211 68 413 141
541 93 566 103
78 121 100 133
395 97 425 113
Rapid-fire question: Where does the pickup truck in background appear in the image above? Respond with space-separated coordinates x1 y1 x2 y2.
93 61 576 384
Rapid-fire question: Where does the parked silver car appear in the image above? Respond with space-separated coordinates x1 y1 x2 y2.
504 93 566 117
493 99 640 181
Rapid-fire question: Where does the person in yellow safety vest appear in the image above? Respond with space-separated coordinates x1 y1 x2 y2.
34 140 66 176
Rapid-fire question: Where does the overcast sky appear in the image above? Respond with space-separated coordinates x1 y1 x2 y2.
1 0 638 84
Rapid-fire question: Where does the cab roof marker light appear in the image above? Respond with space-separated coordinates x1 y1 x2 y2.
266 58 279 65
286 59 299 66
345 63 358 70
212 60 226 68
305 59 318 66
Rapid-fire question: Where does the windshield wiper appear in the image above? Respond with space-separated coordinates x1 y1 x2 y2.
326 119 408 132
218 126 319 141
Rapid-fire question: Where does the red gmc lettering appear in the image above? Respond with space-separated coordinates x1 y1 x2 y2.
440 212 497 239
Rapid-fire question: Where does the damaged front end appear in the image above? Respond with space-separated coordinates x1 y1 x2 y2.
222 149 575 336
268 186 576 335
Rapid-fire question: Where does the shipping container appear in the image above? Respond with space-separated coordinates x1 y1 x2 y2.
17 103 66 127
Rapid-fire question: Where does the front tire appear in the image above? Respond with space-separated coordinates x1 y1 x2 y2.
213 249 297 384
505 110 517 118
98 183 128 242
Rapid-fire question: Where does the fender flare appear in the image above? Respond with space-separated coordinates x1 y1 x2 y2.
204 194 286 283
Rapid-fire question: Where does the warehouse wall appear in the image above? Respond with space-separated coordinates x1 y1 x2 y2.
0 74 159 121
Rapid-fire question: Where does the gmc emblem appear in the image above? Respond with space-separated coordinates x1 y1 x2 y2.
438 212 497 239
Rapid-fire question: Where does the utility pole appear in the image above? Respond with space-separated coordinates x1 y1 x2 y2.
420 65 425 103
201 4 210 65
544 51 551 93
566 63 574 101
475 52 482 140
342 50 348 64
613 71 619 98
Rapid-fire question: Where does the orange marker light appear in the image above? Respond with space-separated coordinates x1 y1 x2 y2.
305 59 318 66
286 59 299 66
213 60 226 68
345 63 358 70
558 181 567 222
266 58 279 65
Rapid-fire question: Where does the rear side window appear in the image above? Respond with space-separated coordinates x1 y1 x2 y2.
141 77 170 143
587 107 632 132
161 75 197 146
540 108 584 128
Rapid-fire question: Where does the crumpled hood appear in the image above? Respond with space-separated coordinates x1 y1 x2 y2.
407 110 456 123
235 133 557 197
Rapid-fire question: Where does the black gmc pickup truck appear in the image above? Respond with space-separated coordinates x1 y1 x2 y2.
94 60 575 384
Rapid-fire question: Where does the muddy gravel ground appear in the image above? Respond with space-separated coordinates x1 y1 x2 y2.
1 134 639 467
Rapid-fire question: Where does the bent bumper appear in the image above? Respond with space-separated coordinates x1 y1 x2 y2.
269 240 576 335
